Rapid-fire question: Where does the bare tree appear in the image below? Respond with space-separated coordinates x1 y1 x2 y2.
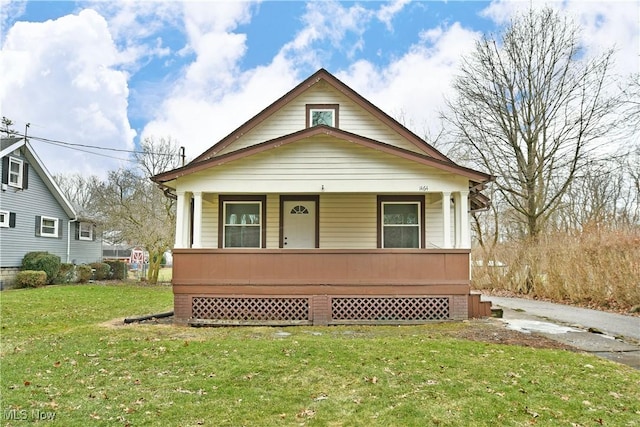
54 173 101 216
91 136 182 284
620 73 640 133
444 7 622 239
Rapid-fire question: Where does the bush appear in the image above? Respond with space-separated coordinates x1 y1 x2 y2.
76 265 92 283
90 262 111 280
105 260 127 280
22 252 61 284
55 263 76 284
15 270 48 288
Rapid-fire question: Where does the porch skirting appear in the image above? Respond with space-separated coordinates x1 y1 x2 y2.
171 248 490 325
177 294 471 326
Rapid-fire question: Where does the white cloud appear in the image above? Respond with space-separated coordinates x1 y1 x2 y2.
141 0 385 159
337 22 481 142
0 9 135 177
140 1 286 159
0 0 26 38
376 0 411 31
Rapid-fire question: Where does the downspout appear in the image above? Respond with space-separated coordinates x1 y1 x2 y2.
67 219 77 264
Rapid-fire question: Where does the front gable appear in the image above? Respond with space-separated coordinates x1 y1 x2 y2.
213 79 432 157
193 69 449 162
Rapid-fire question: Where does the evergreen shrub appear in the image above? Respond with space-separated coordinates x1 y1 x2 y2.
22 252 61 284
15 271 48 288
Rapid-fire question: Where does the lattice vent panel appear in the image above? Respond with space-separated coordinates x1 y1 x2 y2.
192 297 309 321
331 297 449 321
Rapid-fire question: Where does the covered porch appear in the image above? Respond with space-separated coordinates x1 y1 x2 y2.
169 191 490 325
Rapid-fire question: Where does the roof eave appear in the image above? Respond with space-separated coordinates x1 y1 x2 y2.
151 125 493 184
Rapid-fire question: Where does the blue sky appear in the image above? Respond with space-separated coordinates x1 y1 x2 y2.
1 0 638 177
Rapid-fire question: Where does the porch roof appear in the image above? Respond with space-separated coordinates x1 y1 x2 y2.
152 125 493 186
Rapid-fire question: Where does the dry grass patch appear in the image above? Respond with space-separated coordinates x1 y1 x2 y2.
473 226 640 312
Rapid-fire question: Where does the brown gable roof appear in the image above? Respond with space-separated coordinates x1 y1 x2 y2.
152 125 492 184
192 68 450 163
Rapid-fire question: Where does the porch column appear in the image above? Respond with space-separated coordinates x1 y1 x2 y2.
175 190 188 248
442 192 451 248
453 192 461 248
459 191 470 248
192 191 203 248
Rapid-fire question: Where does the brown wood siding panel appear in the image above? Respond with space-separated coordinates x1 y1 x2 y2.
173 284 470 296
172 249 470 291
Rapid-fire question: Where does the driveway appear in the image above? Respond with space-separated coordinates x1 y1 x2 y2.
483 295 640 369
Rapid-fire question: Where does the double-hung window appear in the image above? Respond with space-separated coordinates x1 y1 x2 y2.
379 196 424 248
8 157 23 188
220 196 265 248
39 216 59 238
79 222 93 240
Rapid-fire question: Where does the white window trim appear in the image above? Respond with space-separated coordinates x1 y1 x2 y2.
79 222 93 241
309 108 336 127
222 201 263 248
40 216 59 238
381 201 422 248
8 157 23 188
0 210 9 228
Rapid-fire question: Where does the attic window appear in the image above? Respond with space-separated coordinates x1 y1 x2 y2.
306 104 339 128
8 157 23 188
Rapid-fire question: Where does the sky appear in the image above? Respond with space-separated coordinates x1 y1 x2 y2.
0 0 638 178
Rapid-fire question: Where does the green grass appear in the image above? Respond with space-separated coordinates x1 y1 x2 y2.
1 284 639 426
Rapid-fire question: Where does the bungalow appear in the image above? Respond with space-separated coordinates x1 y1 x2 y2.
152 69 493 325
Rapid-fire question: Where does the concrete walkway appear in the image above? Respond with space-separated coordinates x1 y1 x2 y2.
483 295 640 369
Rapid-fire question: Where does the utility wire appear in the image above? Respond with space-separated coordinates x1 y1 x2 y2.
32 138 136 162
3 131 178 157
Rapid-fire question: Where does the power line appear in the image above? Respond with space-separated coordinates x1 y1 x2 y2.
3 130 179 157
32 138 136 162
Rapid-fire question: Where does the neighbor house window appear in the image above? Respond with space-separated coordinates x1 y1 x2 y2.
306 104 339 128
0 210 9 228
79 222 93 240
37 216 59 238
8 157 23 188
378 196 424 248
220 196 266 248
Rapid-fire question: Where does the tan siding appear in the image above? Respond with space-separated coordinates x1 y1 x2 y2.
202 194 218 247
197 192 452 250
426 193 443 248
217 83 426 155
182 137 464 194
319 194 377 249
266 194 279 248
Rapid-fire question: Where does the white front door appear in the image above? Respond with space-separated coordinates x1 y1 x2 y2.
283 200 316 248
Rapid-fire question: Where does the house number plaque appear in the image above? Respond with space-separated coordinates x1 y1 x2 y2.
419 185 429 191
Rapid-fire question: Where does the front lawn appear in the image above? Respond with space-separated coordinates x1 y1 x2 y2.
1 284 638 426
